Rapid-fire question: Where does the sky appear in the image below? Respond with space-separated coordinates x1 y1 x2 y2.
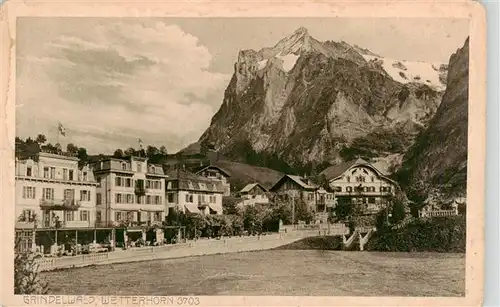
16 17 469 155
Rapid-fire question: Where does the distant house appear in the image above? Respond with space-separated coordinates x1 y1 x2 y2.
319 158 398 213
165 170 223 216
269 175 334 216
195 165 231 196
237 183 270 207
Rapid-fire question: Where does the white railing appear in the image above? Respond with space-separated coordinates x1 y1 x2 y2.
358 229 375 251
419 209 458 218
342 229 359 248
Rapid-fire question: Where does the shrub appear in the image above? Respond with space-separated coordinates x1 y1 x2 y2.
366 216 465 252
14 239 49 294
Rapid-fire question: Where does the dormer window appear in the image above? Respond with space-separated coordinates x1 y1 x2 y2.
346 176 351 182
150 166 155 173
26 166 32 177
83 171 88 181
121 163 127 171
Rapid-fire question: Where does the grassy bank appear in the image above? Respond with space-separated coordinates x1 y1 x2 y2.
365 215 466 253
274 236 343 250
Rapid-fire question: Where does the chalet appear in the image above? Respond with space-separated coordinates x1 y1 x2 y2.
165 170 224 216
195 165 231 196
269 175 334 216
237 183 270 207
319 158 398 213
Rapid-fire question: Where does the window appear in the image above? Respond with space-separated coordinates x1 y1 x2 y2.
115 211 123 221
185 194 190 203
115 177 121 186
146 195 152 204
43 167 49 178
154 212 162 221
115 194 123 204
127 194 133 204
50 167 55 179
43 188 54 200
22 209 35 221
22 186 36 199
65 211 75 221
371 176 375 182
167 193 175 203
122 163 127 171
69 170 74 181
64 189 75 200
80 190 91 201
96 193 102 205
97 177 102 187
80 210 89 221
346 176 351 182
96 211 102 222
155 196 161 205
125 178 132 187
83 172 88 181
26 166 32 177
346 186 353 192
137 163 142 173
63 168 68 180
150 166 155 173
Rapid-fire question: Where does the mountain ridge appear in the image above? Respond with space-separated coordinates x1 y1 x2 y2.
193 27 452 175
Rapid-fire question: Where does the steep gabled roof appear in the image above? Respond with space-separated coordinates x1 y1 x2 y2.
320 158 400 186
240 183 268 193
318 159 362 180
195 165 231 177
270 174 318 191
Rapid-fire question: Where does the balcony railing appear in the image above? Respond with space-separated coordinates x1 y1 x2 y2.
39 199 81 211
134 186 147 196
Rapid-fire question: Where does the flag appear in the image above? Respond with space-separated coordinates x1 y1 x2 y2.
138 138 144 149
58 122 66 136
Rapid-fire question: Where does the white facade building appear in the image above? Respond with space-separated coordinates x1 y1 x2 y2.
92 156 167 227
15 152 98 230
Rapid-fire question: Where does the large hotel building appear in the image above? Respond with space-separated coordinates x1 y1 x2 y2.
15 152 99 230
92 156 168 227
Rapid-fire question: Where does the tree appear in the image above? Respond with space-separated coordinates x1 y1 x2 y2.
146 145 159 157
66 143 78 154
124 147 136 157
77 147 89 168
35 134 47 145
334 197 353 221
113 149 124 158
159 146 168 155
294 198 313 224
14 238 48 294
389 194 406 223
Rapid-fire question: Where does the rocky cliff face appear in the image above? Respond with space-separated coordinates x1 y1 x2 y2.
199 27 446 169
398 37 469 199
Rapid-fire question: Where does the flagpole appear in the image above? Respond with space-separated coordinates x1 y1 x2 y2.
57 123 60 148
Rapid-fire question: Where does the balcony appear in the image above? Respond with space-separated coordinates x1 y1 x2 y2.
134 186 147 196
39 199 81 211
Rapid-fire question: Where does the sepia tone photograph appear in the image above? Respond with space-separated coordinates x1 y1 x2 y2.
0 1 486 306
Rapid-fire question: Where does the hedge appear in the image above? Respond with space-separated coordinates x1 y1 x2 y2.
365 215 466 253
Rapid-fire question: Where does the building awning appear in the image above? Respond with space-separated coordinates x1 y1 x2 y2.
208 204 221 214
184 204 201 214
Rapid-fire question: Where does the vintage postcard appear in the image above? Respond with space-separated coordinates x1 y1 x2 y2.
0 0 486 306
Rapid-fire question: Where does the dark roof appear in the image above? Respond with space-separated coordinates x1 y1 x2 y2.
240 183 268 193
319 158 400 187
195 164 231 177
270 174 318 192
319 158 368 180
165 169 223 193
